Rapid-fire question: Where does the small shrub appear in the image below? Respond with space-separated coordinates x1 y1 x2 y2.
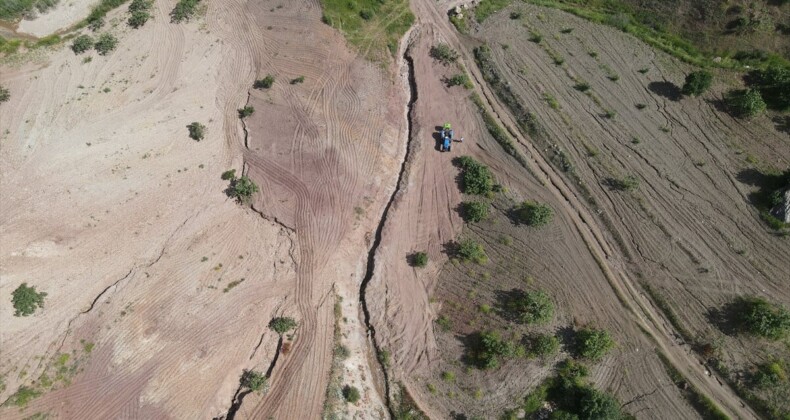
446 73 472 89
681 70 713 97
94 33 118 55
290 76 305 85
529 32 543 43
474 330 520 369
430 43 458 65
342 385 361 404
412 252 428 268
574 82 591 92
71 35 94 54
240 370 267 392
268 316 297 335
238 106 254 118
171 0 201 23
457 239 487 265
456 156 494 196
0 84 10 103
560 28 574 34
187 122 206 141
221 169 237 181
603 109 616 119
254 75 275 89
579 387 623 419
609 175 640 191
3 386 40 407
638 67 649 74
336 344 350 360
129 0 152 12
527 333 560 357
128 10 151 28
576 328 615 360
378 350 391 366
441 371 456 382
436 315 452 331
753 361 787 388
507 289 554 324
635 103 647 110
748 66 790 111
726 88 766 118
733 296 790 340
462 201 489 223
11 283 47 317
515 201 553 227
359 9 373 20
510 11 522 19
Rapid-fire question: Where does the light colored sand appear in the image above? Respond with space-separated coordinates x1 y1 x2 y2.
17 0 99 37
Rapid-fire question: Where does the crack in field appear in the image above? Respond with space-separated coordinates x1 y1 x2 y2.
358 48 418 419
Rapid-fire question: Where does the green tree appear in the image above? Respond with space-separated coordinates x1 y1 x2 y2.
576 328 614 361
268 317 297 335
94 33 118 55
128 10 150 28
240 369 267 392
342 385 361 403
750 66 790 110
578 387 623 420
462 201 489 222
475 330 520 369
129 0 152 12
0 84 9 103
412 252 428 268
238 106 254 118
11 283 47 317
516 201 553 226
221 169 236 181
187 122 206 141
71 35 94 54
508 289 554 324
726 88 766 118
456 156 494 196
170 0 201 23
229 175 258 203
457 239 487 264
254 75 275 89
734 296 790 340
527 333 560 357
430 43 459 65
681 70 713 96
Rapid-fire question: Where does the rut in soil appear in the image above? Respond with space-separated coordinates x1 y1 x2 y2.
358 49 418 418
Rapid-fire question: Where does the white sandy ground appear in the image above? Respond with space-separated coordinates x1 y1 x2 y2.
17 0 99 37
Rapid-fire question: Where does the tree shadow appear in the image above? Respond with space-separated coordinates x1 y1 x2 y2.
555 325 578 355
457 331 483 368
773 115 790 135
736 168 790 208
442 240 459 258
648 81 682 101
494 288 525 323
705 301 742 337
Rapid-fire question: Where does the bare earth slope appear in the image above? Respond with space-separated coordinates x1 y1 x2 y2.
1 0 405 418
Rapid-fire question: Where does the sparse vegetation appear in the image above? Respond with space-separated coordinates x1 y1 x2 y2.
462 201 489 223
170 0 202 23
71 35 94 54
0 84 10 103
187 122 206 141
269 317 298 335
319 0 413 60
127 0 153 28
0 0 59 21
474 0 513 22
575 328 615 360
11 283 47 317
732 296 790 340
430 43 458 65
290 76 305 85
238 106 255 118
681 70 713 97
436 315 452 331
94 33 118 55
2 386 40 407
240 369 268 392
412 251 428 268
472 330 522 369
608 175 640 191
456 156 494 196
574 82 591 92
445 73 472 89
254 75 275 89
470 93 529 169
457 239 488 265
83 0 128 31
441 371 456 382
515 201 553 227
342 384 361 403
726 88 766 118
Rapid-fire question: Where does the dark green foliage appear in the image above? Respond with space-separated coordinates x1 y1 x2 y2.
456 156 494 195
128 10 151 28
436 315 452 331
0 0 58 21
462 201 489 222
575 328 615 360
71 34 93 54
474 330 520 369
578 387 624 420
753 361 787 388
506 289 554 324
378 349 391 366
343 385 361 403
412 252 428 268
291 76 305 85
0 84 10 103
748 66 790 111
474 0 514 22
187 122 206 141
429 43 458 65
359 9 373 20
94 33 117 55
457 239 487 264
2 386 40 407
726 88 766 118
240 370 267 392
128 0 151 12
228 175 259 203
516 201 553 226
681 70 713 96
526 333 560 358
510 11 522 19
11 283 47 317
269 316 297 334
445 73 472 89
221 169 237 181
170 0 201 23
238 106 254 118
574 82 591 92
608 175 640 191
733 296 790 340
254 75 275 89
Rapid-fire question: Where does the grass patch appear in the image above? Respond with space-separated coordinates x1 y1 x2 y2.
474 0 514 23
83 0 127 30
170 0 201 23
0 0 59 21
320 0 413 61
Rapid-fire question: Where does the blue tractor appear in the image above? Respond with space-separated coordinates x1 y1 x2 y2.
440 123 454 152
